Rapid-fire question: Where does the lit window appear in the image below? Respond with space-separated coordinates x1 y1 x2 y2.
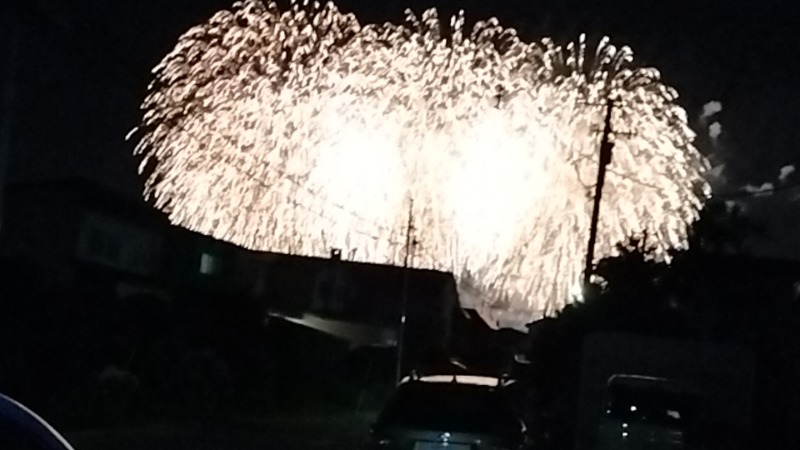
199 252 218 275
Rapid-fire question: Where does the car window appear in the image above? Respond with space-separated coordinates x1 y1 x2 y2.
376 383 520 435
607 383 700 428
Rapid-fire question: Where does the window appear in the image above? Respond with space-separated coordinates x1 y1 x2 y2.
607 383 700 428
199 252 218 275
77 214 161 275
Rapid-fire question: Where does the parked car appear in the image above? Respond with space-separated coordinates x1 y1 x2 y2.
368 374 529 450
0 393 76 450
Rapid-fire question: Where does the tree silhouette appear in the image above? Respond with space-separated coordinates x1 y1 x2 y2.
685 200 764 255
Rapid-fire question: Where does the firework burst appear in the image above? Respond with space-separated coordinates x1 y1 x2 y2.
134 0 709 329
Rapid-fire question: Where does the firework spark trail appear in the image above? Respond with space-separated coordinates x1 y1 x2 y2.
134 0 709 329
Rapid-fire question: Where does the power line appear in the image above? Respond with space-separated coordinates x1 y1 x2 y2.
605 163 800 203
206 158 409 247
21 0 799 262
710 182 800 201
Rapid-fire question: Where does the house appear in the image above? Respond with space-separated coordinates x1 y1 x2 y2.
0 179 463 364
0 179 170 299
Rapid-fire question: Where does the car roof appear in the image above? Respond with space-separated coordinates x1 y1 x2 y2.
399 374 515 387
607 374 700 395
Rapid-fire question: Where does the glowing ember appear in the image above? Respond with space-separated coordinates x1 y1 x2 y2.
134 0 709 329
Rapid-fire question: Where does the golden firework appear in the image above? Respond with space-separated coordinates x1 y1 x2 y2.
134 0 709 329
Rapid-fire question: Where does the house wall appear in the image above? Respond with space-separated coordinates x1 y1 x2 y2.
76 211 163 276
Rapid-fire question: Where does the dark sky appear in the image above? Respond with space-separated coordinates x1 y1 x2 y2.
2 0 799 256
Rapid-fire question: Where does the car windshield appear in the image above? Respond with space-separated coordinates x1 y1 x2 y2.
607 382 700 428
376 382 520 435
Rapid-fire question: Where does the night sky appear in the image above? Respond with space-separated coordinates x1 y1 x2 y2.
2 0 799 257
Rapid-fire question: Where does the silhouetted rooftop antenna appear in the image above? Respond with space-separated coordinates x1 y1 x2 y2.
396 198 417 385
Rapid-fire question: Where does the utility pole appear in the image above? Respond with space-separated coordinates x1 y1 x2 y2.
0 12 19 238
583 99 616 288
395 198 416 385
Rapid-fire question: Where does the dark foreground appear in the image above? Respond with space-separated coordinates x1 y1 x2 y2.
64 415 371 450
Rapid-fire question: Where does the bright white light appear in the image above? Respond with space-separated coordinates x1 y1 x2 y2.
135 0 709 328
400 374 502 386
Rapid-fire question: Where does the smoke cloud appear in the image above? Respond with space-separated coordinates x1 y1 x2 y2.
743 182 775 196
779 165 795 184
708 122 722 143
700 101 723 124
